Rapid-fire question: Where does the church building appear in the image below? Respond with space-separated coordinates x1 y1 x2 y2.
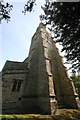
2 23 79 114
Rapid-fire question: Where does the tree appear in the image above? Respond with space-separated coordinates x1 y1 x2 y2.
40 2 80 71
0 0 36 22
71 74 80 97
1 0 80 72
22 0 36 14
0 1 13 23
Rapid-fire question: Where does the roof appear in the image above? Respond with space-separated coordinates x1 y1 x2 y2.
2 60 28 71
23 57 29 63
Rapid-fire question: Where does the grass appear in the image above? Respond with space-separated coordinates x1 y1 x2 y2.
0 109 80 120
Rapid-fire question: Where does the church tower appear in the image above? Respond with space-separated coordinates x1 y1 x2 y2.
21 23 78 114
2 23 79 114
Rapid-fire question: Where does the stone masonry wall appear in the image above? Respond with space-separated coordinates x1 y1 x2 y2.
47 33 78 108
40 25 57 114
39 23 78 111
37 28 51 114
21 23 51 114
2 71 27 114
2 23 79 115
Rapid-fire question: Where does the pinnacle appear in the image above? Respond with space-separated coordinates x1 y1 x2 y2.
39 22 46 28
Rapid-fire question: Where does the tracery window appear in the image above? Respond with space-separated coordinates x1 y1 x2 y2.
12 79 22 92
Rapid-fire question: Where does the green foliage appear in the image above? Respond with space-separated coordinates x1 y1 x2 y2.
1 0 80 72
71 74 80 93
0 109 80 120
22 0 36 14
0 1 13 23
40 2 80 71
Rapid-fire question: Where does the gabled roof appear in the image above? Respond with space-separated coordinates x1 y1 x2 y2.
2 60 28 71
